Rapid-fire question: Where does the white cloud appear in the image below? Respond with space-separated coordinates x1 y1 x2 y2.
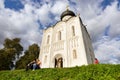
0 0 4 9
94 36 120 64
83 1 120 40
51 0 68 15
0 1 42 49
79 0 120 64
35 3 52 26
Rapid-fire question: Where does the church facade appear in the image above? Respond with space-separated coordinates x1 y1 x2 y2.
39 8 95 68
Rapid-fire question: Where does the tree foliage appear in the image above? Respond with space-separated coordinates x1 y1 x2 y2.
16 44 40 69
0 38 23 70
4 38 23 56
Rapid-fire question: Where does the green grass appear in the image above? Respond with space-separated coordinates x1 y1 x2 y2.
0 64 120 80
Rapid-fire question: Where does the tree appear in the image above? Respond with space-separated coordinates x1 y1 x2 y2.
4 38 23 57
0 38 23 70
16 44 40 69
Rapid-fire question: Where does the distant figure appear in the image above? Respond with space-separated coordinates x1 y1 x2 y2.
36 59 41 69
26 59 41 71
54 58 57 68
94 58 99 64
26 59 36 71
57 57 63 68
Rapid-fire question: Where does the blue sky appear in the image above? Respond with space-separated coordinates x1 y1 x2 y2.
4 0 24 10
100 0 114 10
0 0 120 64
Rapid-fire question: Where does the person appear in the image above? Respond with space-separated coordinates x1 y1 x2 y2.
54 58 57 68
32 59 37 71
36 59 41 69
26 59 36 71
32 59 42 70
94 58 99 64
26 59 41 71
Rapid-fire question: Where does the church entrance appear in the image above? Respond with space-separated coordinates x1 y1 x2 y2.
54 57 63 68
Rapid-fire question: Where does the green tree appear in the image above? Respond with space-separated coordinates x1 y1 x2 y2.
4 38 23 57
0 38 23 70
16 44 40 69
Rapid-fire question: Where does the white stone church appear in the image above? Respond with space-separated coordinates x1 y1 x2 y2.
39 8 95 68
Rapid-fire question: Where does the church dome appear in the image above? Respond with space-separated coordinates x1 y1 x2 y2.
60 9 75 20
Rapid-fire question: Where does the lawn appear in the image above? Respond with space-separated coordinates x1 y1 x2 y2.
0 64 120 80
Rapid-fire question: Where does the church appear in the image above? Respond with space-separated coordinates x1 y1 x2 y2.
39 8 95 68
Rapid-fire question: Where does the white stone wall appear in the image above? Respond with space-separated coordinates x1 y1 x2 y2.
39 15 95 68
66 16 89 67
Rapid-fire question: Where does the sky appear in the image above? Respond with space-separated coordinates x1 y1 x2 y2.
0 0 120 64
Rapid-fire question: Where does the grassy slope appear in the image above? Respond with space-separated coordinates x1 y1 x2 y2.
0 64 120 80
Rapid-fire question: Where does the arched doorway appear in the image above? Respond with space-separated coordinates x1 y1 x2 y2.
54 54 63 68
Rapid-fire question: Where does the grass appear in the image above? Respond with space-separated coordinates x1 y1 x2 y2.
0 64 120 80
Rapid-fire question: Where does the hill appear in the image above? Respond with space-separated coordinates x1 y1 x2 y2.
0 64 120 80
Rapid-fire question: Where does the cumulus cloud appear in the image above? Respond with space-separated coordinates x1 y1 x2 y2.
0 1 42 49
94 36 120 64
81 1 120 40
0 0 120 64
0 0 4 9
86 1 120 64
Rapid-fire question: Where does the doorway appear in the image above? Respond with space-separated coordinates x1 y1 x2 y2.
54 57 63 68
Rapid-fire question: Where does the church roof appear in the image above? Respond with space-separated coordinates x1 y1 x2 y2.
60 9 75 20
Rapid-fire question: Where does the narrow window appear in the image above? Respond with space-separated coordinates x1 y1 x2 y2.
72 26 75 36
58 31 61 40
47 35 50 44
73 50 77 59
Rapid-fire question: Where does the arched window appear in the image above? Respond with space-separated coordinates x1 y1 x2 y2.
72 26 75 36
73 50 77 59
58 31 61 40
47 35 50 44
